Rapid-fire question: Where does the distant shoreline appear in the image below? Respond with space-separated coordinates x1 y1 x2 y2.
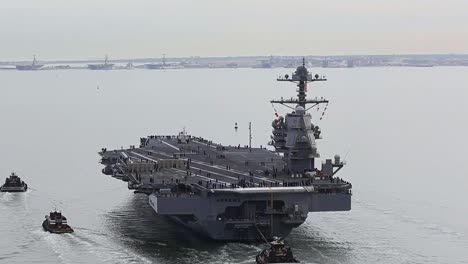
2 54 468 69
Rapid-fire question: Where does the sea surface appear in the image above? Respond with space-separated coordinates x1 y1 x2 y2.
1 66 468 264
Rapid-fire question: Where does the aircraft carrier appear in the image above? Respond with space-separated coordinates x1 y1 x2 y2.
16 56 43 71
88 55 114 70
99 60 352 241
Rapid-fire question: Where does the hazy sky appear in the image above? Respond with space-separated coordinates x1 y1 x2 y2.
1 0 467 60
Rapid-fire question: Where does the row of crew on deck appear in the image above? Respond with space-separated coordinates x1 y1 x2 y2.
192 176 351 193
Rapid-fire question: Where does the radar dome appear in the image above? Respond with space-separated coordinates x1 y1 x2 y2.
295 105 305 114
295 65 308 76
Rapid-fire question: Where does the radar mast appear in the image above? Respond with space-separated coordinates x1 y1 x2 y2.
272 58 328 111
270 58 329 173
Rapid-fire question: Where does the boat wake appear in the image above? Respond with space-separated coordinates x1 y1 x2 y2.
36 227 153 264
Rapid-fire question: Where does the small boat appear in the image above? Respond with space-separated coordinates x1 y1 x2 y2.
42 211 74 234
256 237 299 264
1 172 27 192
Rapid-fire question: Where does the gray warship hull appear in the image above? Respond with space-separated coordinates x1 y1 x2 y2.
15 65 43 71
152 188 350 241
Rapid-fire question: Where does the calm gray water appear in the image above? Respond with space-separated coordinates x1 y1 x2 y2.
1 67 468 264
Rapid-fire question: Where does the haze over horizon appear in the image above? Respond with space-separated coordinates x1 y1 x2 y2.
1 0 467 61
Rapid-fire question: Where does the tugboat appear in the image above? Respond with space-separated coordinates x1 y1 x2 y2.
42 211 74 234
256 238 299 264
0 172 28 192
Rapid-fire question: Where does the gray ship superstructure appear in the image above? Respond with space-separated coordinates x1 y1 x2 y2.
99 60 352 241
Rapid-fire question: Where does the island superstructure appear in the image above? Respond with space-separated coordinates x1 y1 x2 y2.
99 60 352 241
